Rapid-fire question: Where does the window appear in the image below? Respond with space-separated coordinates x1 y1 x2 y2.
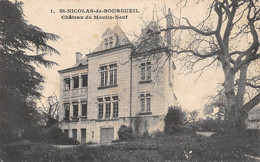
73 76 79 88
140 62 152 82
109 64 117 85
147 63 151 80
104 36 114 49
113 101 119 118
64 103 70 121
82 74 88 87
105 97 111 101
72 129 77 140
98 104 103 119
64 78 70 90
100 66 108 87
109 41 113 48
140 92 152 113
97 95 119 119
146 98 151 112
105 42 108 49
140 63 145 81
140 98 145 111
112 96 118 100
105 97 111 118
100 64 117 87
105 102 111 118
81 101 87 116
73 102 78 117
98 98 103 102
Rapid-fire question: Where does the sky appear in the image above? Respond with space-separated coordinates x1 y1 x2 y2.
18 0 224 112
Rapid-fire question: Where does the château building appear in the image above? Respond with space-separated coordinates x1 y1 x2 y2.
58 9 178 143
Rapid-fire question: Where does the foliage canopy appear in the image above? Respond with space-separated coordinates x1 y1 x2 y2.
0 0 60 143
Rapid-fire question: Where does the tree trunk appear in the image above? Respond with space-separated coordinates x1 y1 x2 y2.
223 66 238 130
235 63 249 129
236 64 248 108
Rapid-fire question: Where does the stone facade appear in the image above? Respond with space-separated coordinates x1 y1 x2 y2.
58 17 177 144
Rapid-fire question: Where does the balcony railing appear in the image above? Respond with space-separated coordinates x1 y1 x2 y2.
63 116 87 123
62 87 88 99
71 117 79 122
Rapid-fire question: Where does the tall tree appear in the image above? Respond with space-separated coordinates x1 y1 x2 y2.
39 94 60 127
135 0 259 130
0 0 60 143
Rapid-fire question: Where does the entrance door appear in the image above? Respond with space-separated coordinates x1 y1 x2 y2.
100 127 114 143
72 129 77 140
81 129 86 144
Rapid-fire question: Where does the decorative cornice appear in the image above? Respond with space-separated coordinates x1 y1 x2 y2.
58 64 88 74
87 44 133 58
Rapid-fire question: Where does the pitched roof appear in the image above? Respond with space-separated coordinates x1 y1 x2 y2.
65 25 130 70
93 25 131 53
113 25 131 46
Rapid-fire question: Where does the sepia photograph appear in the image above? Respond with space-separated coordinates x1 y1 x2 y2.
0 0 259 161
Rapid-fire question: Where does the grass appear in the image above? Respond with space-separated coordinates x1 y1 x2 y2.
1 131 259 162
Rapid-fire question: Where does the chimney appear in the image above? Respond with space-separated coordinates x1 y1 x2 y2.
76 52 82 63
165 8 173 47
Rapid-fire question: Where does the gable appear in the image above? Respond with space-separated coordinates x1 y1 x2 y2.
93 25 131 52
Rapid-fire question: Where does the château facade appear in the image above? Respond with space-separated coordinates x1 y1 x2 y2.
58 10 178 144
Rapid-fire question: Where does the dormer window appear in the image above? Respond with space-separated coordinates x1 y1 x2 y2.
105 43 108 49
104 36 115 49
109 41 113 48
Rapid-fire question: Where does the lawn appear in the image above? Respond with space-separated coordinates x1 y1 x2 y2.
1 132 259 162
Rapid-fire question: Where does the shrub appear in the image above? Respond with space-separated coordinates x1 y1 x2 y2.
196 118 225 132
22 126 45 142
2 143 33 161
86 141 97 145
45 126 65 144
164 106 186 135
0 125 17 144
118 125 133 141
22 126 79 145
111 139 121 143
141 131 150 139
63 137 80 145
44 126 79 145
2 132 256 161
151 130 164 138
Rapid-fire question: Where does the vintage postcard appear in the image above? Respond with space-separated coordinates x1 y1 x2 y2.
1 0 259 161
